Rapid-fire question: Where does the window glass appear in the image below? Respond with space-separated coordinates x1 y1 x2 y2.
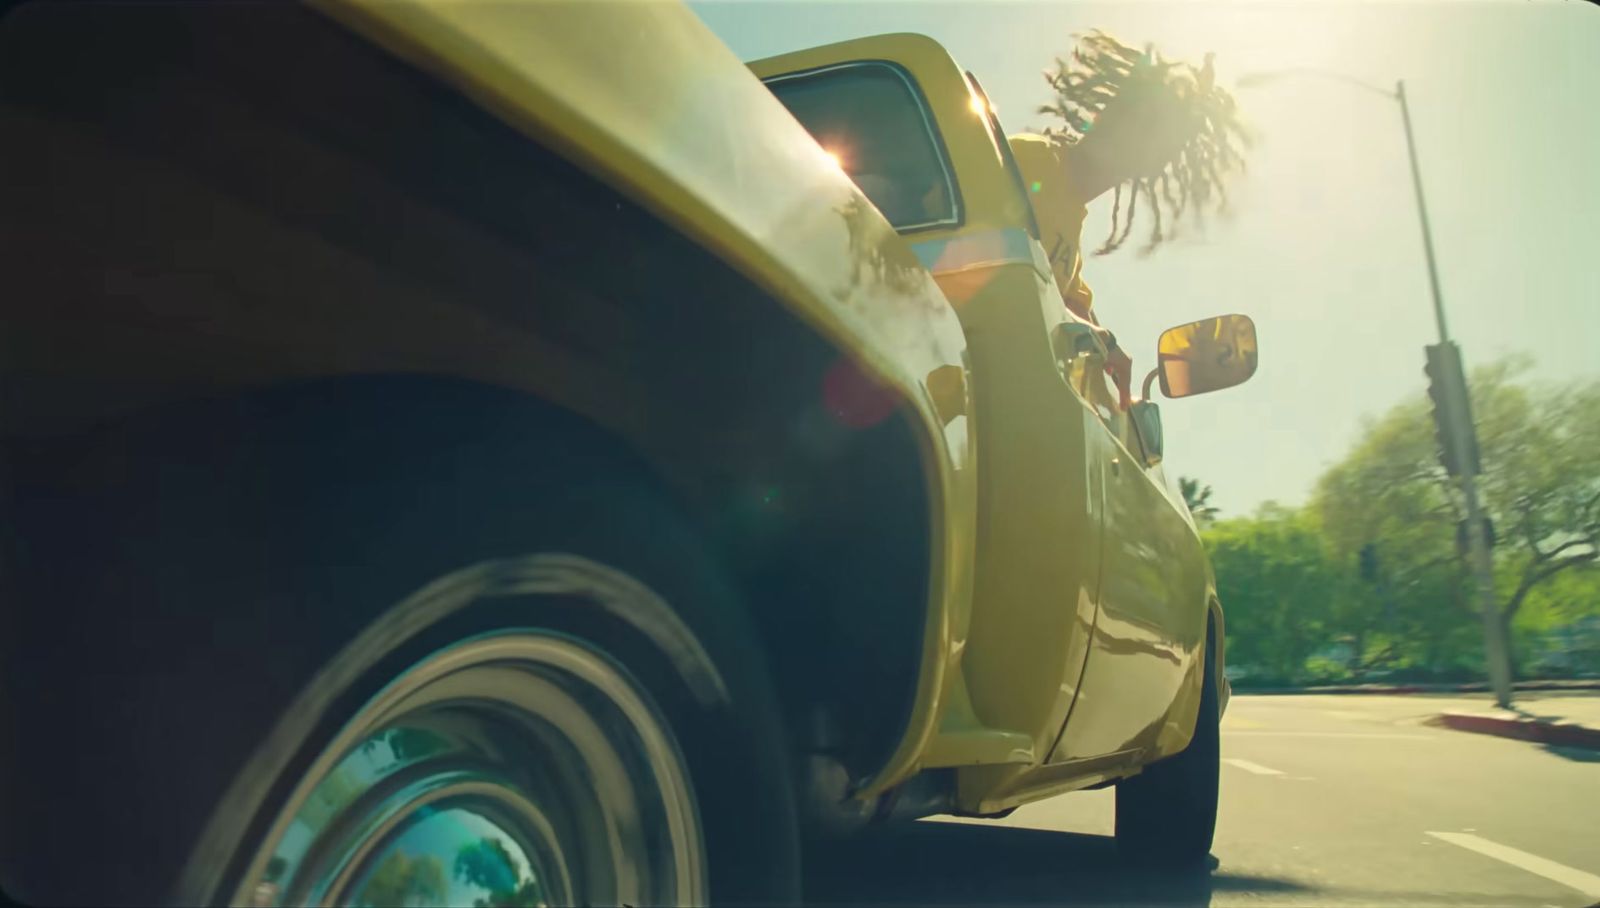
766 63 958 231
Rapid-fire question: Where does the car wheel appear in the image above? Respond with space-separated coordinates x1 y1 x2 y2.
1113 625 1220 866
226 628 705 907
1 382 801 906
182 547 801 908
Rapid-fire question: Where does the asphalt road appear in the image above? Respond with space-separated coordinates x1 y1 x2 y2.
802 694 1600 908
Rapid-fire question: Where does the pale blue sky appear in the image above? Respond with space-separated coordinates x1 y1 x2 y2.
690 0 1600 516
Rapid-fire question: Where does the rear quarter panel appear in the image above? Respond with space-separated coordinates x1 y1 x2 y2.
0 0 978 798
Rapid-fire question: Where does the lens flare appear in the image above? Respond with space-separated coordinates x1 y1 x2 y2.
823 356 897 430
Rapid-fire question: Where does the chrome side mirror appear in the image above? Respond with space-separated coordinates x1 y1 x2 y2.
1155 314 1259 399
1129 400 1164 466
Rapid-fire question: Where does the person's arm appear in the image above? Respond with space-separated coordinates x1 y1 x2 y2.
1017 136 1137 407
1099 324 1135 410
1060 141 1120 206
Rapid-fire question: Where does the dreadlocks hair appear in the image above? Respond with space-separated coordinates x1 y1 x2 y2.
1038 30 1253 256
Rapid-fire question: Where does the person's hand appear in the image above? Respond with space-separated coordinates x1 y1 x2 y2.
1088 323 1135 410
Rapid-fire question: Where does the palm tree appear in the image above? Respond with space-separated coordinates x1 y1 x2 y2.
1179 476 1221 526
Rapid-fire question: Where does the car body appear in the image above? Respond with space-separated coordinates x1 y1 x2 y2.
750 33 1230 814
0 1 1244 902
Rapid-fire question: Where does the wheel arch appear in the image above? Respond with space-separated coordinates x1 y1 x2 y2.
1208 598 1230 716
0 0 947 811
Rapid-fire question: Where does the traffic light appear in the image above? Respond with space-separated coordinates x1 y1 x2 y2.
1424 342 1481 477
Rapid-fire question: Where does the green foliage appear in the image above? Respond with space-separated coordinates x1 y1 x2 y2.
356 849 447 908
1179 476 1221 526
1205 504 1349 681
455 837 544 908
454 837 519 894
1513 564 1600 675
1213 357 1600 684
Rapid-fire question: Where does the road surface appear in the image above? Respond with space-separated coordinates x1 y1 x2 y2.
803 694 1600 907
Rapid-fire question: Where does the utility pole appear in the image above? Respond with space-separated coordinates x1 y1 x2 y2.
1235 71 1515 706
1398 80 1513 708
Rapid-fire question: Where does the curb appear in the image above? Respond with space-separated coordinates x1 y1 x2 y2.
1429 712 1600 751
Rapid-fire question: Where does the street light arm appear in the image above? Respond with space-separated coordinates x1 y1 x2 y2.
1237 68 1446 341
1236 67 1398 101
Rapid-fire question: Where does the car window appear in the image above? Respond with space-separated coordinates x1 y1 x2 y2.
765 62 960 232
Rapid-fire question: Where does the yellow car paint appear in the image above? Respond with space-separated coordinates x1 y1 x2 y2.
312 1 1234 810
311 0 979 799
752 31 1230 812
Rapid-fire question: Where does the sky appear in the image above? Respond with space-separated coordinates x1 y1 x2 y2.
688 0 1600 517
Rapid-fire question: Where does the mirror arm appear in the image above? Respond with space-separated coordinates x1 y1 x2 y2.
1140 367 1161 402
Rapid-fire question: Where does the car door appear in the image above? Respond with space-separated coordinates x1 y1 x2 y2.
753 38 1116 766
1048 369 1208 763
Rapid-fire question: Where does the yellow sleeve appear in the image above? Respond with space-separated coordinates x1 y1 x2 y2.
1009 133 1095 319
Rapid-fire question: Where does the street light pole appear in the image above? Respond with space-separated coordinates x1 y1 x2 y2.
1393 80 1512 707
1239 71 1514 707
1395 82 1450 344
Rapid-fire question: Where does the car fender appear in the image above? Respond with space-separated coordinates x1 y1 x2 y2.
310 0 978 795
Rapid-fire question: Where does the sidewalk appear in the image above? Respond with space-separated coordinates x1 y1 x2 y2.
1424 693 1600 751
1235 678 1600 696
1230 687 1600 751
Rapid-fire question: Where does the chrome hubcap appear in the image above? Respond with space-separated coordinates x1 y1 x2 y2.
234 632 706 907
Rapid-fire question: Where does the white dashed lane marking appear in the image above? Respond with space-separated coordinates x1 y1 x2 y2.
1427 832 1600 898
1226 731 1434 740
1223 758 1284 775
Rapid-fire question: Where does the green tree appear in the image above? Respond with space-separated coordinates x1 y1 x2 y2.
1179 476 1221 526
355 850 447 908
1476 365 1600 667
1204 503 1347 682
1514 566 1600 673
455 837 544 908
1313 357 1600 676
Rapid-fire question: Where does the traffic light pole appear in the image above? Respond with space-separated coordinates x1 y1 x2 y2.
1398 81 1514 708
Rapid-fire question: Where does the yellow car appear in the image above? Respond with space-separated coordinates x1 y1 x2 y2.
0 2 1257 905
